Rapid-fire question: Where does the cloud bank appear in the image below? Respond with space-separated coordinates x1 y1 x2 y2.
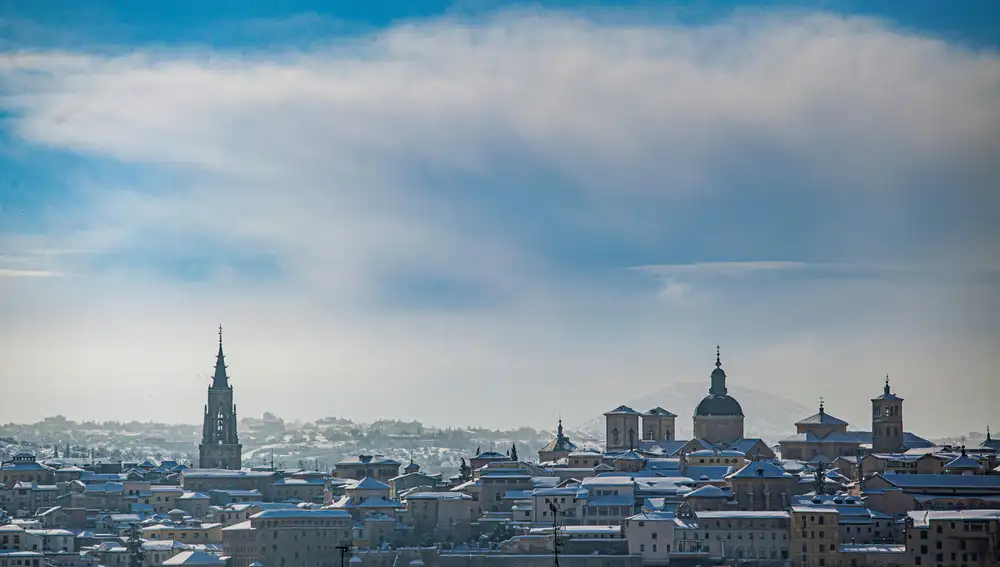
0 10 997 435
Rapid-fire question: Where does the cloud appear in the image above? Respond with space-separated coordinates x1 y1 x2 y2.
0 10 997 433
0 268 62 277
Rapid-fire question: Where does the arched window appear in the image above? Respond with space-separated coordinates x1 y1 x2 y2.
612 428 620 444
665 429 671 440
648 429 655 440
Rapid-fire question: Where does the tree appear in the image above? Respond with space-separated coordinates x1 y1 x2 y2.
126 523 145 567
489 522 517 544
509 443 518 461
459 458 471 481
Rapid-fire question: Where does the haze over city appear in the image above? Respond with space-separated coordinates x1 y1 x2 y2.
2 0 998 438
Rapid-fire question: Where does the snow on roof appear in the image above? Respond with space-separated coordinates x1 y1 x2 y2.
943 452 984 470
687 449 745 458
684 466 734 480
161 551 225 566
179 492 210 500
404 492 471 501
684 485 731 499
696 510 790 520
348 476 391 491
472 452 510 460
907 509 1000 528
877 473 1000 489
727 461 791 479
604 405 640 415
643 407 677 417
840 544 905 554
182 470 275 479
336 455 401 466
251 509 351 520
795 411 849 427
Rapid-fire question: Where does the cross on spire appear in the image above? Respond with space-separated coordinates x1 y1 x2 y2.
819 396 825 414
212 325 230 389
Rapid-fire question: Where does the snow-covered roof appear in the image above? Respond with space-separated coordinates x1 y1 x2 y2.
687 449 745 458
727 461 791 480
404 492 471 501
336 455 401 466
348 476 391 491
643 407 677 418
696 510 789 520
161 551 225 566
943 452 984 470
182 470 275 479
907 509 1000 528
683 485 731 499
876 473 1000 489
604 405 640 415
795 410 849 427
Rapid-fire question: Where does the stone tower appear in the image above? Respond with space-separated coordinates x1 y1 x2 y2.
199 326 242 469
642 407 677 442
604 405 641 453
871 375 904 453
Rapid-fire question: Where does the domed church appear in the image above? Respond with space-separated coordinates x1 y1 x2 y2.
598 346 775 461
693 346 745 444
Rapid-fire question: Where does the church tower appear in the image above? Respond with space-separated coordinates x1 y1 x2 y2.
693 346 745 444
198 326 242 469
871 375 904 453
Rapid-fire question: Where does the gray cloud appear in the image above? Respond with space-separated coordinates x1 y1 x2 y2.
0 11 997 434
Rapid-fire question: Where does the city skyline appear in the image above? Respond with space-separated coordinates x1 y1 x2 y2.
2 1 999 433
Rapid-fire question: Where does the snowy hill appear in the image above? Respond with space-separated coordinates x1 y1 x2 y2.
575 381 812 445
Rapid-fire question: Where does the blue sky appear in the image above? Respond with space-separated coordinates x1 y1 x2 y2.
1 0 998 436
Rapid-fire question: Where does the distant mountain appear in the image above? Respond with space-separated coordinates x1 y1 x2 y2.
575 382 813 445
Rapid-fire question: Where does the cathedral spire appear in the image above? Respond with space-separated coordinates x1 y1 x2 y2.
212 324 230 389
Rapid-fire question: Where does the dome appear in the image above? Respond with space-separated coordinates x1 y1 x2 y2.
694 394 744 417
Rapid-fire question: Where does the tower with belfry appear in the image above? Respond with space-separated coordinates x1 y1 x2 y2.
198 325 242 469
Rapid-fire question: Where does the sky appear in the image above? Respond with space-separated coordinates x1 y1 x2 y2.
1 0 998 437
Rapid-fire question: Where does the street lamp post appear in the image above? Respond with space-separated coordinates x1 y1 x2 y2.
548 501 561 567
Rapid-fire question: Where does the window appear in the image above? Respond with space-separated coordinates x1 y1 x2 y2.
639 544 644 552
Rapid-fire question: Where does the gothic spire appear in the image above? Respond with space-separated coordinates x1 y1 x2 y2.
212 324 230 389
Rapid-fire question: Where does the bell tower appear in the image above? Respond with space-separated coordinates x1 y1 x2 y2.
871 375 904 453
198 325 242 469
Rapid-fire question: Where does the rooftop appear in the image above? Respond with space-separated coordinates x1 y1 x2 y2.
251 509 351 519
